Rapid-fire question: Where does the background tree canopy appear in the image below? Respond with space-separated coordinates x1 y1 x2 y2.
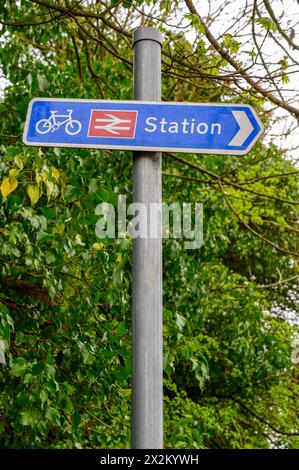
0 0 299 449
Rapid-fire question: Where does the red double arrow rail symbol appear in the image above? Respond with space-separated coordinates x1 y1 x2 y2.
88 110 138 138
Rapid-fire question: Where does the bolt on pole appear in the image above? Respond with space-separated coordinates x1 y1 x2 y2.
132 27 163 449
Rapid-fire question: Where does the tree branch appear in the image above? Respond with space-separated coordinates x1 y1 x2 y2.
184 0 299 118
262 0 299 51
0 278 62 306
233 398 299 436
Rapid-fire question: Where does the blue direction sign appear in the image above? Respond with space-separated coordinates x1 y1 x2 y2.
23 98 264 155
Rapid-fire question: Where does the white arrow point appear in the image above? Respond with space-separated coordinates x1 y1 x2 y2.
229 110 254 147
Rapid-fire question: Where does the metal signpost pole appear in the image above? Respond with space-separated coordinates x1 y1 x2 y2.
132 27 163 449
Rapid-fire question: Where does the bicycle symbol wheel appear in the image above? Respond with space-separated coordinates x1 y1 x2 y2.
65 120 82 136
36 119 52 134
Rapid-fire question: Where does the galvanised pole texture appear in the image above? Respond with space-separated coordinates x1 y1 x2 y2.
132 27 163 449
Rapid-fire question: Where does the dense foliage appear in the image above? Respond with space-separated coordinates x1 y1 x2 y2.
0 0 299 448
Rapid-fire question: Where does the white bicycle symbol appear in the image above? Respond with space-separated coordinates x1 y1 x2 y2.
35 109 82 136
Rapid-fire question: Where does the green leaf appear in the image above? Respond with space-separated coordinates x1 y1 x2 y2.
10 358 29 377
47 380 58 394
21 411 35 426
231 289 241 298
255 17 277 32
45 407 60 426
32 361 44 376
65 397 74 414
72 411 81 430
40 390 48 405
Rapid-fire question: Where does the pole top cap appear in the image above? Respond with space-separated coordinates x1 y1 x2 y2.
133 27 162 47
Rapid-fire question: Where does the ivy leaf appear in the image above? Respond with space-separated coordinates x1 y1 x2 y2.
1 178 18 197
27 185 40 207
9 168 20 180
13 154 24 170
